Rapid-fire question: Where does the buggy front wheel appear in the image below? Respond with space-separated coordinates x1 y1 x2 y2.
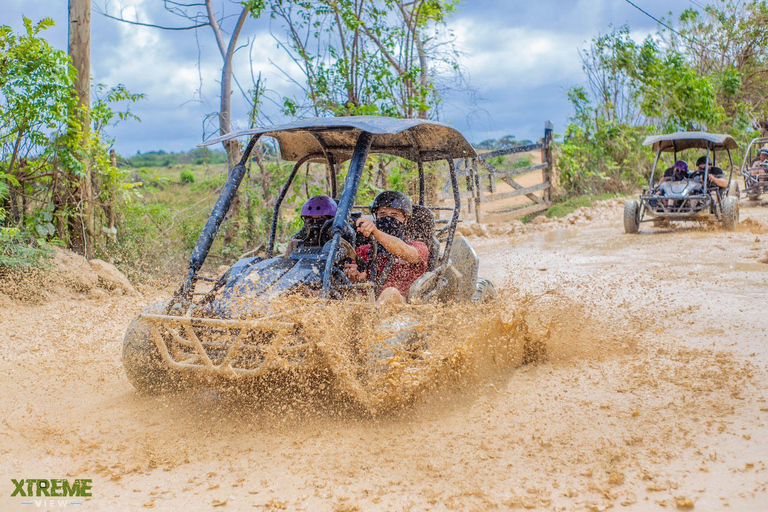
123 302 187 395
728 182 740 198
722 196 739 231
623 200 640 234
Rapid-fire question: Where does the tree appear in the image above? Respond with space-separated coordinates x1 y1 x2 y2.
271 0 461 119
665 1 768 125
98 0 267 167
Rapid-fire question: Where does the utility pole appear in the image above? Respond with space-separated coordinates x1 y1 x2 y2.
68 0 94 257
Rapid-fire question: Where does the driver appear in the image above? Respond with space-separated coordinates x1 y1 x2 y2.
750 148 768 177
283 195 337 257
695 155 728 189
750 147 768 168
343 191 429 304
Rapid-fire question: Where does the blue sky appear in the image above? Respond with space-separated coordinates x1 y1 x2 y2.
5 0 695 155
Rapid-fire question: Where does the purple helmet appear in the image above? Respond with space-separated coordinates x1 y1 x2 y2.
301 195 337 217
673 160 688 172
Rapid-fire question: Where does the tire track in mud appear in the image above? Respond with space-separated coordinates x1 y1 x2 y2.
1 201 768 510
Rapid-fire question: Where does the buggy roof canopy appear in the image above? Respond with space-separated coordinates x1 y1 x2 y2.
198 116 477 163
643 132 738 153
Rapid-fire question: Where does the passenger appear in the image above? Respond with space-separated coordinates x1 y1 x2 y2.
283 195 337 257
656 160 689 207
658 160 689 185
343 191 429 305
695 155 728 189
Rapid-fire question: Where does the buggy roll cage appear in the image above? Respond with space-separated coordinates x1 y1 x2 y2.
640 132 737 218
740 136 768 188
175 116 477 305
644 131 737 189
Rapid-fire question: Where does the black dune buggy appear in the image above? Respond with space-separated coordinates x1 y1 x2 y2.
739 136 768 202
624 132 740 234
122 116 497 394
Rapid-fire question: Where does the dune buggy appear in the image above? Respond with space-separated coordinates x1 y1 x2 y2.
123 116 497 395
624 132 739 233
739 136 768 202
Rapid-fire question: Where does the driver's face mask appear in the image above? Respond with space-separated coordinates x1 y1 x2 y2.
375 214 406 238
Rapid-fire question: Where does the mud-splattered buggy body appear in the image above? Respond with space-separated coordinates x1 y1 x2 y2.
624 132 739 234
123 116 498 394
739 136 768 202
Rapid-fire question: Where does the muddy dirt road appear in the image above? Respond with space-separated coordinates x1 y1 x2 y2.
2 202 768 511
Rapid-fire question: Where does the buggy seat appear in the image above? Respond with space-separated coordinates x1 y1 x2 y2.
406 205 439 271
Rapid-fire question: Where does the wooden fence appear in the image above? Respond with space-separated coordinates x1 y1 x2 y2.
441 121 554 223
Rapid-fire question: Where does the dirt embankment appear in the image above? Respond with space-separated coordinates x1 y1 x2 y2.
1 200 768 511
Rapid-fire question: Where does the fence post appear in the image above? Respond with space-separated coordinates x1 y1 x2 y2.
465 158 473 214
472 159 482 223
541 121 553 203
487 159 496 193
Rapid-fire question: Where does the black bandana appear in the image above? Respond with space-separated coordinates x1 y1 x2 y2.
375 216 406 238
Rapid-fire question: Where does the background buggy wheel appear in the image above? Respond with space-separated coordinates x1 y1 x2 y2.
728 182 740 198
122 302 186 395
722 196 739 231
623 200 640 234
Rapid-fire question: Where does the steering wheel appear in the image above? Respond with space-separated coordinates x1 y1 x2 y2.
359 240 378 274
689 170 705 181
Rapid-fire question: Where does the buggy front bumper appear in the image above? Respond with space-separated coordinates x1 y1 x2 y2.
139 312 308 377
640 193 717 219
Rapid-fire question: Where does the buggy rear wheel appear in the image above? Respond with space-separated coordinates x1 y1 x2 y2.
123 302 186 395
472 278 497 304
623 200 640 234
722 196 739 231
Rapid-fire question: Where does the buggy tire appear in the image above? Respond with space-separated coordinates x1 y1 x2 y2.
471 278 497 304
748 192 760 202
623 200 640 234
722 196 739 231
728 182 740 198
122 302 186 395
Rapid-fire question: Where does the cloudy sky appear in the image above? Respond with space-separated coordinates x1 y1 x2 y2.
6 0 695 155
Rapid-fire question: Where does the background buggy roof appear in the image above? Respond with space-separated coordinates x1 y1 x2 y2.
643 132 738 152
198 116 477 163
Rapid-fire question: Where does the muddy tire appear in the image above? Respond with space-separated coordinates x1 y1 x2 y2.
122 302 185 395
623 200 640 234
722 196 739 231
471 278 497 304
728 182 740 197
748 191 761 202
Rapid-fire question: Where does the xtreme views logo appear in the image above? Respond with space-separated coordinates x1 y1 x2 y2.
10 479 92 508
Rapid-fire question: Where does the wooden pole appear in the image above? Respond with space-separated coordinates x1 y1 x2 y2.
68 0 93 257
542 121 553 204
69 0 90 113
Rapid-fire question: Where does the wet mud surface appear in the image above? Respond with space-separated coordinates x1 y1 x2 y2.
2 201 768 511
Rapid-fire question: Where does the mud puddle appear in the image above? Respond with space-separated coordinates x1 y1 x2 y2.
1 202 768 510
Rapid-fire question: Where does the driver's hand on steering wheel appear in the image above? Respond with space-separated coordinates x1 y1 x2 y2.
355 217 378 238
344 261 367 283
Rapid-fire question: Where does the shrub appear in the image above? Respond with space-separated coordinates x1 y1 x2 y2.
180 169 195 184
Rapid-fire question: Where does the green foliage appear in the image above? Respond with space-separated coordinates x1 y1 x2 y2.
0 227 50 267
125 148 228 168
179 169 196 184
1 17 144 264
544 194 621 219
558 7 768 196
